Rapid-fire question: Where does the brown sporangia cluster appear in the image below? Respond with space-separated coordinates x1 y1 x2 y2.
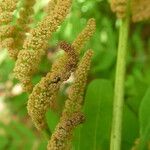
62 50 94 118
0 0 96 149
13 0 72 92
0 0 35 59
110 0 127 18
27 42 78 131
27 25 94 150
26 15 95 132
0 0 17 58
45 0 57 15
47 50 93 150
26 11 95 150
72 18 96 54
50 17 96 83
131 0 150 22
47 112 85 150
12 0 35 57
110 0 150 22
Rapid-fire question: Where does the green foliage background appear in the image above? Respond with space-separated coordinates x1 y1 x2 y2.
0 0 150 150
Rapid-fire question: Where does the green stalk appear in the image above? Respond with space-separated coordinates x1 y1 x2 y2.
110 2 130 150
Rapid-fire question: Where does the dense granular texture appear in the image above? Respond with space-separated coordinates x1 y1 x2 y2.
0 0 17 58
12 0 36 58
0 12 14 24
47 112 85 150
27 76 61 130
14 0 72 92
45 0 57 15
111 0 150 22
51 18 96 84
27 42 78 131
63 50 93 117
131 0 150 22
0 0 36 59
14 50 41 91
110 0 127 18
0 0 17 13
47 50 93 150
72 18 96 54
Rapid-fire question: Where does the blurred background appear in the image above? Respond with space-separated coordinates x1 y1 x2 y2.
0 0 150 149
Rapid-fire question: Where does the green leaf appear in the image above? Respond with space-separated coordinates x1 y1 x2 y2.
122 104 139 150
38 140 47 150
46 109 59 133
0 120 39 150
0 135 9 149
139 87 150 150
11 121 36 150
7 93 28 117
0 122 21 149
74 79 113 150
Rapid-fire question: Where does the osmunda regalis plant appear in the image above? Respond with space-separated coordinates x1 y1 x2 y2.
0 0 96 149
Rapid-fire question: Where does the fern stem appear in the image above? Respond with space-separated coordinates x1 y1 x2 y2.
110 2 130 150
